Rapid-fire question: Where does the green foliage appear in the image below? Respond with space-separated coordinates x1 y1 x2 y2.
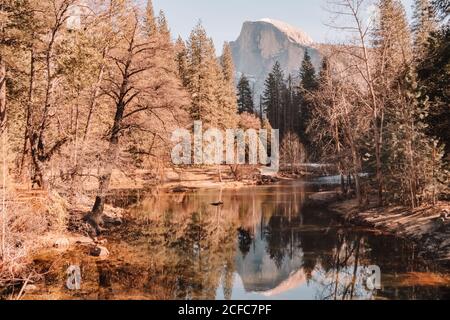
299 50 318 92
416 27 450 155
262 61 286 134
237 74 254 114
384 68 448 206
297 50 318 153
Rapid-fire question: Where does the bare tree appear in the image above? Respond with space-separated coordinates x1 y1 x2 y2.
326 0 385 206
86 2 188 232
280 132 306 173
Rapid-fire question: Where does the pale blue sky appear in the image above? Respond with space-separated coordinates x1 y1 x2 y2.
153 0 415 52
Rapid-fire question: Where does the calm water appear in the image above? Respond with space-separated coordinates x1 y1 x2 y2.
26 181 450 300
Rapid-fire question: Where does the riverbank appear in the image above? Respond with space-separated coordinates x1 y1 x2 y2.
328 198 450 266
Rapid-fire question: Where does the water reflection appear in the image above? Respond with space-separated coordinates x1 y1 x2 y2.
120 183 449 300
26 182 450 300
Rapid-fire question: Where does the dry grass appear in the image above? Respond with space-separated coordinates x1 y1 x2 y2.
0 188 68 289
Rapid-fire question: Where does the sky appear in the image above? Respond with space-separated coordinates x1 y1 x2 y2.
153 0 415 53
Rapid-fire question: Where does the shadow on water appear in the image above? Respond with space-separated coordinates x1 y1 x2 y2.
24 181 450 300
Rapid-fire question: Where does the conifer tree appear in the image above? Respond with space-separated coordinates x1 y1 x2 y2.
412 0 437 59
185 23 221 127
145 0 157 36
157 10 171 44
297 50 317 150
376 0 447 207
384 68 447 206
416 3 450 155
175 37 189 87
283 75 295 134
376 0 412 70
219 42 238 128
221 42 234 84
262 62 285 135
237 74 254 114
299 50 318 92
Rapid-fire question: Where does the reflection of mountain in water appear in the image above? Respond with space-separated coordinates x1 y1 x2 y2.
235 221 305 293
234 186 307 295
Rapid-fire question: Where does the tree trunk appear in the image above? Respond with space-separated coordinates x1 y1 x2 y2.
0 57 6 133
83 48 107 143
29 133 44 189
374 124 383 207
1 56 7 259
86 103 124 233
19 48 35 176
350 143 362 205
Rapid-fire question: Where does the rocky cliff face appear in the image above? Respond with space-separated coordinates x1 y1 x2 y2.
230 19 322 103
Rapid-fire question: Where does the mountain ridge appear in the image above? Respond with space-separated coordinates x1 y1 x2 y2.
230 19 322 105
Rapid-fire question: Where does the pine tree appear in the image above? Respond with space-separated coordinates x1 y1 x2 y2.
412 0 437 58
157 10 171 44
221 42 234 84
384 67 447 206
297 50 317 150
299 50 318 92
376 0 412 70
237 74 254 114
185 23 223 127
310 57 336 157
175 36 189 87
219 42 238 128
416 27 450 156
262 62 285 135
145 0 157 36
368 0 413 205
376 0 447 207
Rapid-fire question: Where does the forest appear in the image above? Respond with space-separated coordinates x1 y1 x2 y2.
0 0 449 299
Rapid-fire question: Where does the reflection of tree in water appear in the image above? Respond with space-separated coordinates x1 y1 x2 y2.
311 235 370 300
96 261 113 300
237 228 252 258
121 189 241 299
259 184 306 270
159 206 238 300
264 214 301 270
95 185 447 300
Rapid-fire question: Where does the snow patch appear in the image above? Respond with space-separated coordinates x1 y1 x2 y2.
258 18 313 45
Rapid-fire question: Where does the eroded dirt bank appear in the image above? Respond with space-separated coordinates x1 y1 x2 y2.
328 198 450 266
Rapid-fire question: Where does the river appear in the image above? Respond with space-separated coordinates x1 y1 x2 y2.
24 180 450 300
